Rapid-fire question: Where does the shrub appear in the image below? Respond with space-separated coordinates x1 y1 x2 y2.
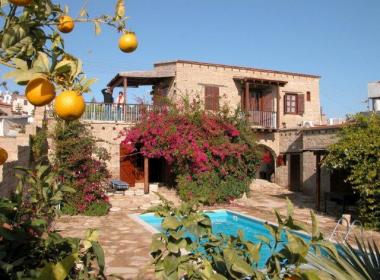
83 201 111 216
122 99 259 203
177 171 248 204
149 197 380 280
53 120 111 214
0 164 106 279
61 202 78 216
324 113 380 229
30 123 49 163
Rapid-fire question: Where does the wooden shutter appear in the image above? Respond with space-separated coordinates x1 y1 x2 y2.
298 94 305 115
205 86 219 111
261 91 273 112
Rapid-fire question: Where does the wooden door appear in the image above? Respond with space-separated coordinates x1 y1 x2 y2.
259 91 273 112
289 154 301 191
120 145 144 186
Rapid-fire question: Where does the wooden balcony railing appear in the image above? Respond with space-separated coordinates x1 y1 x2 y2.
247 110 277 129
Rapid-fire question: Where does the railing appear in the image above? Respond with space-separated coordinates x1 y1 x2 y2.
48 103 277 128
247 111 277 129
82 103 160 122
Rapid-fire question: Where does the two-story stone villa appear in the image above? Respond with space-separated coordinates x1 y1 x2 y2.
88 60 343 209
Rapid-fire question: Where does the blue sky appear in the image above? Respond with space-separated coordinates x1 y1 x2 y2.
2 0 380 117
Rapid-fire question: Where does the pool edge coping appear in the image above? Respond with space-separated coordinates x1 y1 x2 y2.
129 213 160 234
130 208 311 240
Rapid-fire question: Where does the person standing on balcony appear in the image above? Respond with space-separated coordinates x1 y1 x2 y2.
117 91 125 121
101 87 114 120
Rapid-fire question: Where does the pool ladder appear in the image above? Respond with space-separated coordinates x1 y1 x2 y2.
328 217 363 242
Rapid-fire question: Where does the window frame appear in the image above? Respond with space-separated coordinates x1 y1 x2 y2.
284 93 298 115
306 91 311 102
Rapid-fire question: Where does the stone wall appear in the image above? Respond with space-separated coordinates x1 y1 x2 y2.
157 61 321 129
303 126 341 150
0 124 35 197
85 121 134 178
44 119 134 179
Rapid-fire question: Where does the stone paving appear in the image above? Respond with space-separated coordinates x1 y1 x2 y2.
55 180 380 279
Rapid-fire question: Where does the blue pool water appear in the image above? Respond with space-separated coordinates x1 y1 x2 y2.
139 210 311 267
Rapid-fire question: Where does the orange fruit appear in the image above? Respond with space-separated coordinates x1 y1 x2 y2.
58 15 75 33
9 0 32 6
25 77 56 106
118 32 138 53
0 147 8 165
54 91 85 121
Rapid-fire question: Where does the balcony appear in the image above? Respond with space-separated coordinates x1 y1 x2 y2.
48 103 277 129
246 110 277 129
82 103 159 123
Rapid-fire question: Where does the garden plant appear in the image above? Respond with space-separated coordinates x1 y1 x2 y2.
121 98 260 204
324 113 380 229
148 196 380 280
0 0 135 278
53 119 111 216
0 163 106 279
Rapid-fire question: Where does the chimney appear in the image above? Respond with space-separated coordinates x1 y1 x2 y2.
368 82 380 112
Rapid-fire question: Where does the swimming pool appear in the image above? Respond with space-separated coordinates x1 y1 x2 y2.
137 209 311 268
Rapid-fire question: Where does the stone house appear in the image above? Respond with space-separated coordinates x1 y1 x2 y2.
0 60 348 209
103 60 347 206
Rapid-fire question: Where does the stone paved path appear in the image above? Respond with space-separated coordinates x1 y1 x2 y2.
55 192 161 279
55 181 380 279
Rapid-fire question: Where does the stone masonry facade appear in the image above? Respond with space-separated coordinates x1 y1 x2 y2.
0 60 341 200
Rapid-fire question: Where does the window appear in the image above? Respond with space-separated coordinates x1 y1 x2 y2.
284 93 298 114
204 86 219 111
24 100 28 105
306 91 311 102
284 93 305 115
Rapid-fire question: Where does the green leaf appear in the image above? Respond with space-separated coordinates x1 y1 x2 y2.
286 197 294 217
115 0 125 19
162 216 181 230
150 238 164 252
167 241 179 253
1 24 34 59
11 58 28 70
79 8 87 17
61 186 76 193
310 210 322 240
94 21 101 36
53 60 72 75
31 219 48 228
299 270 323 280
85 229 99 242
91 241 105 274
286 232 309 257
246 242 261 263
38 253 78 280
32 52 50 73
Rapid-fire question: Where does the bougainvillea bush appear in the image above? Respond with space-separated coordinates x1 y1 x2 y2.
121 101 259 204
53 120 111 215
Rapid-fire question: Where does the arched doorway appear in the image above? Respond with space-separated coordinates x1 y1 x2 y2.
257 145 276 182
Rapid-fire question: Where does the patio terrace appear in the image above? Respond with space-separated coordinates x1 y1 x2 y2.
55 180 380 279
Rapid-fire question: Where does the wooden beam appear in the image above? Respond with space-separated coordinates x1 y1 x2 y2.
315 153 321 211
123 77 128 103
144 157 149 194
245 81 250 112
276 86 280 129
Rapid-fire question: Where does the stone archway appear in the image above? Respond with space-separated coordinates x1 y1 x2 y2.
257 145 276 182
